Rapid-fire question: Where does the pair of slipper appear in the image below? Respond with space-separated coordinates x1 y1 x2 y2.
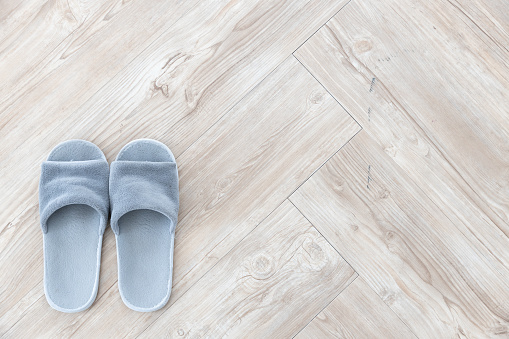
39 139 179 313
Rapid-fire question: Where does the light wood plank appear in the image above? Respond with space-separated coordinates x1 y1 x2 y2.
0 0 348 248
3 0 506 336
0 0 148 106
139 200 356 338
0 0 198 225
296 277 416 339
0 0 198 113
297 0 509 235
2 56 360 337
294 0 509 281
0 0 349 326
446 0 509 51
290 131 509 338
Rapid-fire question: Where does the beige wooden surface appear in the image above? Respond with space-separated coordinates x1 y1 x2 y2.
0 0 349 228
295 0 509 237
141 200 357 338
295 17 509 274
291 0 509 336
1 0 508 337
290 131 509 338
3 56 359 337
295 277 415 338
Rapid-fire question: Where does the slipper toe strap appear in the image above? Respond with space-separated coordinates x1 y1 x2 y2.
109 161 179 235
39 160 110 234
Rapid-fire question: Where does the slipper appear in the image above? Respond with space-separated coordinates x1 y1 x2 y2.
39 140 109 312
109 139 179 312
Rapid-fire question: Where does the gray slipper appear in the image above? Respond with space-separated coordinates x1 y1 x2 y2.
39 140 109 313
109 139 179 312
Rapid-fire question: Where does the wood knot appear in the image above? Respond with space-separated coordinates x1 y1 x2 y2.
378 189 390 199
384 145 397 158
305 241 323 258
152 52 191 98
215 177 233 193
299 237 328 272
238 253 275 294
385 230 396 242
331 178 345 194
382 289 397 305
354 39 373 53
250 254 275 280
184 85 202 110
309 91 325 105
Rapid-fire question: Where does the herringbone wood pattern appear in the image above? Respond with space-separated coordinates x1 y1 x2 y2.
1 0 508 337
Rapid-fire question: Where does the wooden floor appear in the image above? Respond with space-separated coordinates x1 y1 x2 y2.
1 0 508 337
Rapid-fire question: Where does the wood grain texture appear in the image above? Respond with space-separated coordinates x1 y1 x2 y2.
294 0 509 284
0 0 198 225
0 0 142 105
140 200 357 338
0 0 349 268
0 0 198 112
446 0 509 51
1 56 359 337
296 0 509 235
296 277 416 339
2 0 508 336
290 131 509 338
0 0 350 332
